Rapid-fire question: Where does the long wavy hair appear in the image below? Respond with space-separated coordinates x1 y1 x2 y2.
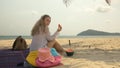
31 15 50 36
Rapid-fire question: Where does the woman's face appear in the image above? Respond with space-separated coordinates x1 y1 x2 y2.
44 17 51 26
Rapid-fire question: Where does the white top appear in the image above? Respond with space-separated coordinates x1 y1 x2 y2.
30 27 59 51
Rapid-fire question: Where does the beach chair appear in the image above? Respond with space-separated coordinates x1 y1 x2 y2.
0 49 29 68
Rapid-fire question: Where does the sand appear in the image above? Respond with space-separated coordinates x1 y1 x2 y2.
0 37 120 68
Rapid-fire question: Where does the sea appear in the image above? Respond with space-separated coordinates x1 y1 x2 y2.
0 35 120 40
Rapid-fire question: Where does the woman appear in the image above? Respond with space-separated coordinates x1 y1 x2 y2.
30 14 64 55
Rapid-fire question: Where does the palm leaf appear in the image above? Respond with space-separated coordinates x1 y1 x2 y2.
105 0 111 5
63 0 72 7
63 0 111 7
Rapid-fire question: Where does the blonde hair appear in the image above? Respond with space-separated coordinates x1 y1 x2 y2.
31 15 50 36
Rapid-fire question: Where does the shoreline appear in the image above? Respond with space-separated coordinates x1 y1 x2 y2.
0 36 120 40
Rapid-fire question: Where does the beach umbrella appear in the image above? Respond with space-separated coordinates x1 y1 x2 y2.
63 0 111 7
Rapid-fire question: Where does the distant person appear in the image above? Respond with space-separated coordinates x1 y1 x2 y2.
30 14 64 55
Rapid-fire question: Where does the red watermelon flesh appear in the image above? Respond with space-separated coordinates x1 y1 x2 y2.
66 49 73 52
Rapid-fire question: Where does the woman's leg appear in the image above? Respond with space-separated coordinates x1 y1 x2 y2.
53 41 65 55
47 40 56 48
47 40 65 55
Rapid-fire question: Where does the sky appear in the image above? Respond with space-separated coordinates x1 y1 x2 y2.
0 0 120 36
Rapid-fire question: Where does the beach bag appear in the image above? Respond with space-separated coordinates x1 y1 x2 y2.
12 36 28 50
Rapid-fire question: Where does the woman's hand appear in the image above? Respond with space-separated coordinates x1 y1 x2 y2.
57 24 62 32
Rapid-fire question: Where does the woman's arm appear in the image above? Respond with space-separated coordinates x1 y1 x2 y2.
46 24 62 41
46 30 59 41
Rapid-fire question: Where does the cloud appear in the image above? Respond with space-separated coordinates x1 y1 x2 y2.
16 10 39 16
31 10 39 15
112 0 120 4
84 8 95 12
83 5 112 13
96 5 112 13
81 4 113 14
105 19 112 23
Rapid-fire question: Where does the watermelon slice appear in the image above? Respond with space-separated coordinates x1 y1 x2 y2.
66 49 73 52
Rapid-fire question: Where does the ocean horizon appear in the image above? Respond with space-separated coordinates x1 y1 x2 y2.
0 35 120 40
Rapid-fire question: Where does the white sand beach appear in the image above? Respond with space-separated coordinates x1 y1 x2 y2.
0 37 120 68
